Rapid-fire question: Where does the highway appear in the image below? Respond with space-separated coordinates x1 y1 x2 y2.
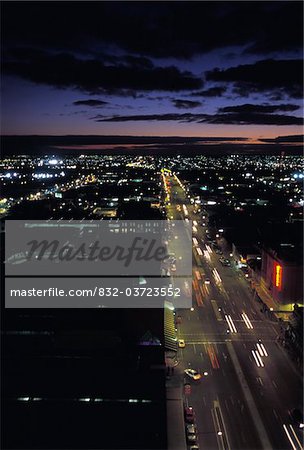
164 172 303 450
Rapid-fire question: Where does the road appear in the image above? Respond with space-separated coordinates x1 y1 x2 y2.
164 172 303 450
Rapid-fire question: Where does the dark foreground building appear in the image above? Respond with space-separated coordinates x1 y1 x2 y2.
1 309 167 449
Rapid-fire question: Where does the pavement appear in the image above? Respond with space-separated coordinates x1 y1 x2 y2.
164 174 303 450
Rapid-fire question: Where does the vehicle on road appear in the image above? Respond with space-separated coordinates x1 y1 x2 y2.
204 278 211 284
184 406 195 423
186 424 197 443
178 339 185 348
189 446 199 450
219 257 231 266
184 369 202 381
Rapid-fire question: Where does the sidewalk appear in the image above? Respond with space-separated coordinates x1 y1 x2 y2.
253 279 293 322
166 379 187 450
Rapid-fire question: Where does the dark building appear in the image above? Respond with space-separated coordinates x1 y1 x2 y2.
1 308 167 449
261 245 303 306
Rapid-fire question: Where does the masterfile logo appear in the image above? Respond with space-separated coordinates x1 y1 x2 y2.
5 220 192 277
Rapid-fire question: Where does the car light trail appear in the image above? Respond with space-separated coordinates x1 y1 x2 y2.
255 350 264 367
196 247 203 256
192 226 198 233
252 350 262 367
283 424 303 450
225 315 237 333
193 220 198 226
256 342 268 357
206 244 212 254
213 268 222 284
207 345 220 369
204 250 211 261
241 312 253 329
251 350 264 367
195 270 201 280
192 237 198 246
183 204 188 216
288 424 304 449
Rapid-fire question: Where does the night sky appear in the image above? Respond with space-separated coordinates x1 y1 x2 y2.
1 1 303 140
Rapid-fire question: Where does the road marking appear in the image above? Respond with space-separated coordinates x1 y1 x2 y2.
226 342 272 450
193 343 197 354
273 409 279 420
272 380 278 389
256 377 264 386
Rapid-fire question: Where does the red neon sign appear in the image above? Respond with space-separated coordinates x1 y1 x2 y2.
275 264 282 290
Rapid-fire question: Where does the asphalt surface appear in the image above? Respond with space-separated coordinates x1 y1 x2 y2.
165 174 303 450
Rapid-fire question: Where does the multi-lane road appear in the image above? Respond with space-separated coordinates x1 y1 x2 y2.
164 173 303 450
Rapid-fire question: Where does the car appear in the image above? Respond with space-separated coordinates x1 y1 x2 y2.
184 406 195 423
186 424 196 434
289 408 304 429
178 339 186 348
186 424 197 443
170 263 177 272
204 278 210 285
219 257 230 266
189 446 199 450
184 369 202 381
215 248 223 255
187 433 197 444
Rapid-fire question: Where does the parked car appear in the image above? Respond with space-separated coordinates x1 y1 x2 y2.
184 406 195 423
184 369 202 381
186 424 197 443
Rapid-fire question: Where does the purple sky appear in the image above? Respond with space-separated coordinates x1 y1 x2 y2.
1 2 303 139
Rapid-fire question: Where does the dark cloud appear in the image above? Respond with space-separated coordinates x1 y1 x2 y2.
172 99 202 109
259 134 304 144
3 50 202 94
189 87 226 97
203 113 303 126
219 104 300 114
94 112 303 126
207 59 303 99
2 3 302 59
73 99 108 107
